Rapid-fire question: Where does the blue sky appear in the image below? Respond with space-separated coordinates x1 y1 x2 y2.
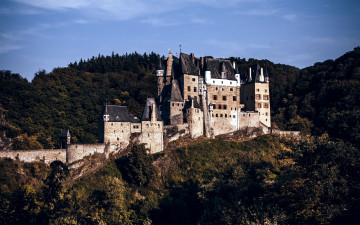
1 0 359 81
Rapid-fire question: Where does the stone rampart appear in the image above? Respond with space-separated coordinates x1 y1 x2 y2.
0 149 66 164
67 144 106 164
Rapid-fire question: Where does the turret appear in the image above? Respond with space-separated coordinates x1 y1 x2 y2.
156 57 164 77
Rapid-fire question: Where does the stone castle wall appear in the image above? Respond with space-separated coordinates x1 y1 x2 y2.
67 143 106 164
0 149 66 164
238 111 260 128
140 120 163 154
104 121 131 152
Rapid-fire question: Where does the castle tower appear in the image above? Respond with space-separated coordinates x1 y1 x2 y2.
186 98 204 138
157 54 172 98
241 63 271 127
140 98 164 153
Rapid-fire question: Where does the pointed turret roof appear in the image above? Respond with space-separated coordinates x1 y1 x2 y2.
170 80 183 102
141 98 162 121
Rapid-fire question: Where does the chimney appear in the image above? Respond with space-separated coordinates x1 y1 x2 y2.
166 53 173 76
249 67 252 81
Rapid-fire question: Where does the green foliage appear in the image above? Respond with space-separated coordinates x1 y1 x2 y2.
122 144 157 187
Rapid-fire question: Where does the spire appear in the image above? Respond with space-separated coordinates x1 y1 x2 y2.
157 57 163 70
151 103 157 121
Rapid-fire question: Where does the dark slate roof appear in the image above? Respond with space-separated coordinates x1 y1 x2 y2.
180 53 199 75
59 129 70 137
105 105 140 122
157 57 164 70
247 63 268 83
170 80 183 102
184 97 201 109
205 58 236 80
141 98 162 121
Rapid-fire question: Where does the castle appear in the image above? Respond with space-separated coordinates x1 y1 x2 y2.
0 52 277 165
102 52 271 154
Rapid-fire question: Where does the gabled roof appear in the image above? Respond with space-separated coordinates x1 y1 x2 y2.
205 58 236 80
105 105 140 123
180 53 199 75
170 80 183 102
141 98 162 121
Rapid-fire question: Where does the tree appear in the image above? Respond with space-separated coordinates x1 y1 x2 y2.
124 144 157 186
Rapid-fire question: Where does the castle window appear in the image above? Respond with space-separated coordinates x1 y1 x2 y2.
216 87 218 90
225 114 227 118
213 81 215 84
221 81 223 84
266 112 268 116
222 96 226 101
220 114 223 117
264 95 269 100
235 108 236 110
212 114 214 117
158 124 160 128
187 86 190 91
194 87 197 92
230 82 232 85
117 138 119 140
182 103 183 106
172 103 174 106
223 105 227 109
192 78 196 81
222 88 224 91
213 95 217 100
213 104 216 109
146 124 149 128
216 114 218 117
148 133 150 137
257 103 262 108
230 88 233 91
256 94 261 100
218 104 222 109
177 103 179 106
243 114 245 117
257 88 260 92
264 103 269 108
265 89 268 93
233 115 235 118
111 123 113 126
233 96 237 101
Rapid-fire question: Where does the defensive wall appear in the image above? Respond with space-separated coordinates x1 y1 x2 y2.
67 143 108 164
0 149 66 164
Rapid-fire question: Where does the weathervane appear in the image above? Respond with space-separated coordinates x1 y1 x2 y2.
179 44 182 53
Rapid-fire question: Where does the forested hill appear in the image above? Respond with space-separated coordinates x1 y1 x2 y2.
1 48 359 149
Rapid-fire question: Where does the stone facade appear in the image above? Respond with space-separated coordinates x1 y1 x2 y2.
156 52 272 139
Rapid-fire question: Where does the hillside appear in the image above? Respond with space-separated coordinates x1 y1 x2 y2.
1 134 359 224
